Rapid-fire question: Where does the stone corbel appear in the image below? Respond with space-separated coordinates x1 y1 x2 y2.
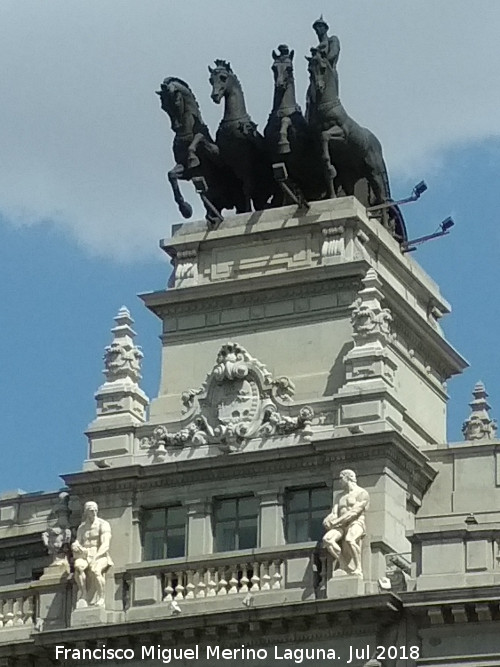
321 225 345 264
175 248 198 287
353 228 369 260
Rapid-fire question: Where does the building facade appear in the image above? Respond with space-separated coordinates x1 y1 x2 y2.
0 197 499 666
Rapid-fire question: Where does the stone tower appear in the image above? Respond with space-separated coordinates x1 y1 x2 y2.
126 195 467 592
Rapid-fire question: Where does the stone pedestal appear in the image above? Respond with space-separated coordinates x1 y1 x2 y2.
71 605 108 627
40 560 69 581
34 574 70 631
143 197 466 449
326 572 364 599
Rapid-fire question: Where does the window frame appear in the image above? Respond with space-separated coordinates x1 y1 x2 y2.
141 505 187 561
285 485 332 544
212 495 260 552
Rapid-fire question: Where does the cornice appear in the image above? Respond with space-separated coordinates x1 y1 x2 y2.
140 263 367 319
34 593 401 648
62 431 436 498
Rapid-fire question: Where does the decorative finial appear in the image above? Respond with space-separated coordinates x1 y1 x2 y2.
462 381 497 442
103 306 144 384
350 268 393 345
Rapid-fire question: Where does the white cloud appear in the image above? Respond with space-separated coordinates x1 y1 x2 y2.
0 0 499 258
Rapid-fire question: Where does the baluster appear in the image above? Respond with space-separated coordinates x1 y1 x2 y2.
14 597 24 625
0 599 4 628
207 568 217 597
217 568 228 596
272 560 282 590
260 562 271 591
4 599 14 627
228 567 239 594
250 562 260 592
195 569 207 599
240 565 249 593
24 597 34 626
174 572 185 599
185 570 195 599
163 573 174 601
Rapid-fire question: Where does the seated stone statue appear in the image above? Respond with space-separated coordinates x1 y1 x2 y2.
322 469 369 577
72 501 113 608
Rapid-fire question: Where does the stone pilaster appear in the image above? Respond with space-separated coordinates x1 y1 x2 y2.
256 490 285 547
184 499 213 556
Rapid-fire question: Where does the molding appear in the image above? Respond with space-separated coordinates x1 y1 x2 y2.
61 432 436 500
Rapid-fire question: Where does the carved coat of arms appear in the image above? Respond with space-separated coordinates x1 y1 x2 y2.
142 342 313 456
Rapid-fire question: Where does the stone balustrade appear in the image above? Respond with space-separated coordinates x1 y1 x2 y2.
121 543 324 616
162 555 283 601
0 584 36 631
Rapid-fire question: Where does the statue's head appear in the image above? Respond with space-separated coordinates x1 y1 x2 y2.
208 60 234 104
339 469 357 487
83 501 98 521
306 48 329 94
271 44 295 91
313 15 329 39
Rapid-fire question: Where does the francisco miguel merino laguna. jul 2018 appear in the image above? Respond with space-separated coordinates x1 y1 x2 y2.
55 643 421 663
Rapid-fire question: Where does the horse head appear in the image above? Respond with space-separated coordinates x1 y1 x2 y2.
156 77 201 131
208 60 235 104
306 48 330 96
271 44 295 92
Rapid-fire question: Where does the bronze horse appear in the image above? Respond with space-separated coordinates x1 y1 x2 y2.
306 48 406 239
156 76 240 225
264 45 326 203
209 60 277 213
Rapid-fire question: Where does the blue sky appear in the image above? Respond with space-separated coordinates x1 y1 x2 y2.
1 2 499 492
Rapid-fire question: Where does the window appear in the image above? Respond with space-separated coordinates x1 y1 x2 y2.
213 496 259 552
285 487 331 543
142 506 186 560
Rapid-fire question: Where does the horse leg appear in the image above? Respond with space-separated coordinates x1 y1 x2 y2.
186 132 208 169
167 164 193 218
278 117 292 154
365 150 387 207
321 130 337 198
241 186 252 212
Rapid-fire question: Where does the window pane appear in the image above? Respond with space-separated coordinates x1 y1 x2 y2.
143 509 165 531
167 533 185 558
167 506 186 527
215 523 236 552
144 531 165 560
287 490 309 513
215 499 237 521
310 515 325 542
166 526 186 558
238 521 258 549
310 488 331 510
288 511 309 543
238 497 258 517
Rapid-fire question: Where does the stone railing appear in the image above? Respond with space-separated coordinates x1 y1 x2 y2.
119 543 324 615
161 555 282 600
0 584 37 632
